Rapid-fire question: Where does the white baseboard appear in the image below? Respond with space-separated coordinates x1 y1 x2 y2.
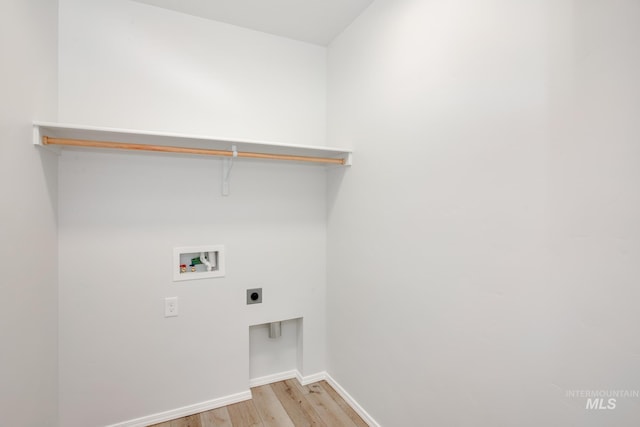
104 390 252 427
249 370 298 387
250 369 325 387
295 370 327 386
105 371 380 427
325 373 381 427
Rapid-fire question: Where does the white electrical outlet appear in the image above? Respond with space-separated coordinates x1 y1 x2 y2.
165 297 178 317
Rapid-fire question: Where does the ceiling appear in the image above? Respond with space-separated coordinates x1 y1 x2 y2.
132 0 373 46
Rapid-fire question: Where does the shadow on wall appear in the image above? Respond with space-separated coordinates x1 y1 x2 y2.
38 148 59 223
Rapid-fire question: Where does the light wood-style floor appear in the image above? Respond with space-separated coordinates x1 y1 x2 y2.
149 379 368 427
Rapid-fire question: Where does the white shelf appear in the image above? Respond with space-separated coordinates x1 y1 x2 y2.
33 122 352 166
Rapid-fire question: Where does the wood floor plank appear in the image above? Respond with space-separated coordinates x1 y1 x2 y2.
271 380 326 427
251 385 295 427
170 414 202 427
303 382 359 427
200 406 232 427
146 380 366 427
318 381 368 427
286 378 311 396
226 400 263 427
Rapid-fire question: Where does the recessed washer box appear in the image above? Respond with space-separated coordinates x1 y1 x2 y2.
173 245 225 282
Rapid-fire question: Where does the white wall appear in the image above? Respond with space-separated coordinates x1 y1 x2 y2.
58 0 326 145
327 1 640 426
0 1 59 426
57 1 327 426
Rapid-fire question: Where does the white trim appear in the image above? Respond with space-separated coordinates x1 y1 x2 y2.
249 370 298 387
250 369 326 388
325 373 381 427
104 390 251 427
295 370 327 386
104 371 380 427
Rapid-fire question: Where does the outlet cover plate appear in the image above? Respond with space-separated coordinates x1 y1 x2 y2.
165 297 178 317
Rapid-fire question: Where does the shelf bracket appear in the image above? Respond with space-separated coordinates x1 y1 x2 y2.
222 144 237 196
32 125 61 155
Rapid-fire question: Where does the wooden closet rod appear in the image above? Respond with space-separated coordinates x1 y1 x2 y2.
42 136 346 165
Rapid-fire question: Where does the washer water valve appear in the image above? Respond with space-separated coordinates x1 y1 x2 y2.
173 245 225 282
